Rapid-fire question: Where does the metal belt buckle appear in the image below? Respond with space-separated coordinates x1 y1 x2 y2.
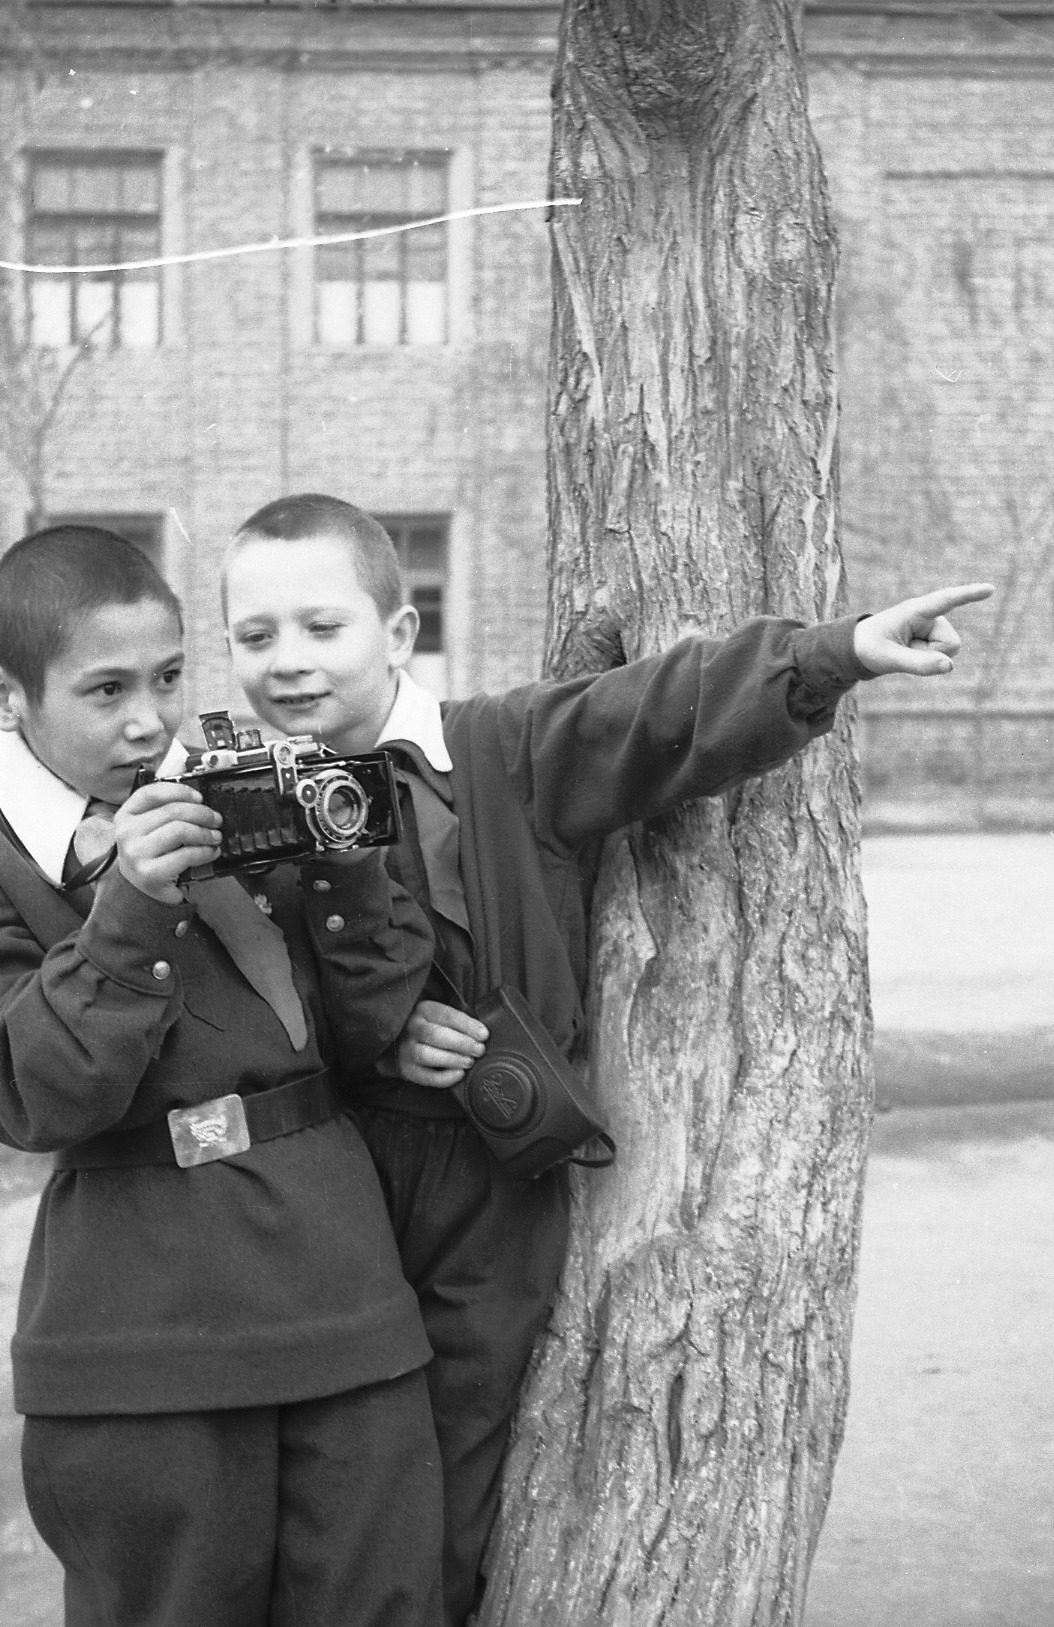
167 1094 251 1169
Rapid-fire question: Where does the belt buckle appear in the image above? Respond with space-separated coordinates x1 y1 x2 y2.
167 1094 251 1169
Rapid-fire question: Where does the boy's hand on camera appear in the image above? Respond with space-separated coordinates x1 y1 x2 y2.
853 582 993 677
379 1000 489 1089
114 781 224 905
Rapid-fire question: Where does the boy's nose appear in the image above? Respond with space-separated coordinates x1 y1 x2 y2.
124 702 166 741
268 634 314 676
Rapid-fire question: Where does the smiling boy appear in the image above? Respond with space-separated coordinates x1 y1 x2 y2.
0 524 444 1627
224 492 992 1627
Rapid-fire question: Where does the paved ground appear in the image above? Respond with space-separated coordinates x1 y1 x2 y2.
806 1101 1054 1627
1 834 1052 1624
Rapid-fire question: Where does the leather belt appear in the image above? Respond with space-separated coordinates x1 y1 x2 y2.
54 1070 341 1170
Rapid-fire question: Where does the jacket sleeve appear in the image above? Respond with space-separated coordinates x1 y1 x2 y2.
495 615 870 852
296 850 434 1071
0 870 186 1151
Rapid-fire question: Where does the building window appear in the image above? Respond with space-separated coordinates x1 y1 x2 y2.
314 154 448 347
26 153 162 350
379 514 449 697
46 513 165 566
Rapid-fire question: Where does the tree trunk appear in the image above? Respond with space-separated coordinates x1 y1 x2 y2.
479 3 871 1624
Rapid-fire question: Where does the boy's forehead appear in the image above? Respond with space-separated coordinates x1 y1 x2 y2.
47 599 183 678
227 530 368 604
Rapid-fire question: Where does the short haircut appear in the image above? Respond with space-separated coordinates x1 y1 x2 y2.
225 494 405 621
0 524 183 704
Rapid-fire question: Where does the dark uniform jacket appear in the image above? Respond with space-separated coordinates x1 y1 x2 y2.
357 615 869 1114
0 834 434 1416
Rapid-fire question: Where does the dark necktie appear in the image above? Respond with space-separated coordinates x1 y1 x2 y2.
63 799 119 892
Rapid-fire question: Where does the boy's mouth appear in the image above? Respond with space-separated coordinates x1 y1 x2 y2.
271 692 328 709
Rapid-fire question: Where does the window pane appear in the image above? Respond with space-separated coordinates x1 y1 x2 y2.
120 280 160 349
404 526 447 571
357 163 407 214
406 282 445 346
362 280 401 345
77 280 114 346
31 164 71 214
406 223 446 282
71 164 122 214
316 163 368 216
404 162 446 216
412 585 444 653
73 222 117 267
362 235 400 281
118 164 160 215
30 279 71 347
317 241 358 280
316 281 357 345
119 223 161 266
28 222 70 266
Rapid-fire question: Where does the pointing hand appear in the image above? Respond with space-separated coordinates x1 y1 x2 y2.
853 583 994 678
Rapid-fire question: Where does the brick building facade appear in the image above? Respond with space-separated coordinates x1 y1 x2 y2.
1 1 1053 819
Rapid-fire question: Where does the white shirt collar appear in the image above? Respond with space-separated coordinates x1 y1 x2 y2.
0 732 187 886
376 670 452 774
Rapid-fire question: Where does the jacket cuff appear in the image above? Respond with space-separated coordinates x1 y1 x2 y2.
77 869 191 997
793 614 876 690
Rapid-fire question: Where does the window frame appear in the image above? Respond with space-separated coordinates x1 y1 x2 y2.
312 150 451 348
25 149 164 351
377 513 449 658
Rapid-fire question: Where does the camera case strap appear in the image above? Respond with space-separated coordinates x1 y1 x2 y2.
451 985 615 1181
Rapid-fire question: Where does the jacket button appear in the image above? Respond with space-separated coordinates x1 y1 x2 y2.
313 879 332 893
151 960 172 980
174 920 189 938
325 914 345 933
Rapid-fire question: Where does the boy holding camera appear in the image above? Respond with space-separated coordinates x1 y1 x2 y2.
222 491 991 1626
0 523 445 1627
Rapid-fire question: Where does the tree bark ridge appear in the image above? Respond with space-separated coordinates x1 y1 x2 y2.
481 2 870 1623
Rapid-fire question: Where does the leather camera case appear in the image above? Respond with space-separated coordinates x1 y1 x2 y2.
453 986 615 1180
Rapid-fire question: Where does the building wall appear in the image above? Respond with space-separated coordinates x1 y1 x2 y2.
0 2 558 722
808 7 1054 816
2 3 1054 820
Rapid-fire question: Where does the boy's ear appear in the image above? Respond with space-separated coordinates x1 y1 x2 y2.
387 603 420 673
0 669 27 734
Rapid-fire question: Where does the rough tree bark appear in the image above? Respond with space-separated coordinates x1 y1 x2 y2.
479 3 872 1624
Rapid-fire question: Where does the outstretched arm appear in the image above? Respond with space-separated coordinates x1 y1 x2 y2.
853 583 993 677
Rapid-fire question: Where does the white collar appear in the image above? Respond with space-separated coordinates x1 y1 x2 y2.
376 670 452 774
0 732 187 886
0 729 88 884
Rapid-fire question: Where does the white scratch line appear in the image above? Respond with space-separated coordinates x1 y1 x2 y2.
168 507 194 550
935 367 962 384
0 199 583 276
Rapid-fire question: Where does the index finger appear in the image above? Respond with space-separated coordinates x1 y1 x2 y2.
415 1003 489 1045
907 582 994 620
123 779 204 814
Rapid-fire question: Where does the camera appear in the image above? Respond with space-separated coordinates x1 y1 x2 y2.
135 710 402 879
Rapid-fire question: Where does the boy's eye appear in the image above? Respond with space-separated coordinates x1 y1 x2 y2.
237 630 272 648
310 622 341 636
159 667 183 688
96 681 122 699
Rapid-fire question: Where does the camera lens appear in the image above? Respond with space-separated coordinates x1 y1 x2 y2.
325 786 363 832
297 769 369 848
